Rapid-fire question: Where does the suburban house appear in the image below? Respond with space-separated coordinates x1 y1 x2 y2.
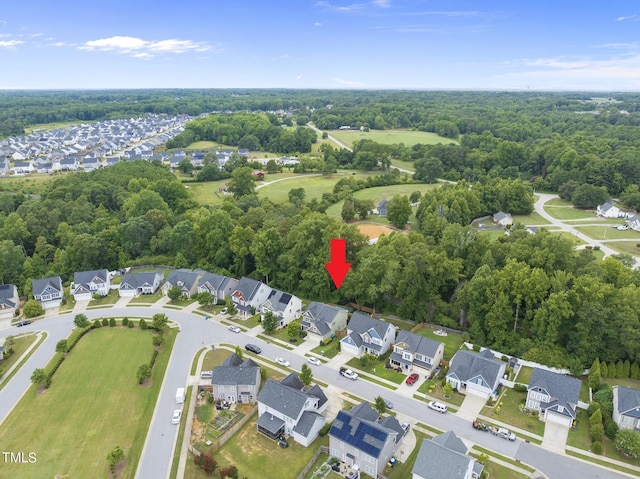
197 272 238 304
412 431 483 479
161 269 200 298
32 276 64 309
118 270 164 298
71 269 110 301
389 330 444 377
60 157 80 171
0 157 9 175
329 401 407 477
300 302 349 341
492 211 513 226
0 284 19 323
526 368 582 427
13 161 33 174
231 277 272 318
626 214 640 232
257 373 328 447
446 348 506 399
376 199 388 217
211 353 261 404
597 201 623 218
340 312 396 357
613 386 640 431
260 289 303 328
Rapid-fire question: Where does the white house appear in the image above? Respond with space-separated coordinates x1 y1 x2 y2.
260 289 302 329
231 277 272 318
446 349 506 399
340 312 396 357
626 214 640 232
596 201 622 218
118 270 164 298
526 368 581 427
71 269 110 301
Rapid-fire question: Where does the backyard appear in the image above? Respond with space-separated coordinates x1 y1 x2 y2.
413 326 465 361
0 326 176 479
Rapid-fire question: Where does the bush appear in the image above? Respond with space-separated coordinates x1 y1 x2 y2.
93 319 102 329
23 299 44 318
513 383 527 393
591 441 603 454
149 350 159 369
137 364 151 384
122 317 129 326
152 334 164 347
319 421 333 436
139 319 148 330
128 321 134 328
605 420 619 440
615 429 640 458
109 317 116 327
102 318 109 327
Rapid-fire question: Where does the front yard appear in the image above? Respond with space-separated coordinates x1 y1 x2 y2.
481 389 545 437
128 290 163 304
229 313 261 329
417 379 465 407
345 356 406 384
87 289 120 307
311 339 341 359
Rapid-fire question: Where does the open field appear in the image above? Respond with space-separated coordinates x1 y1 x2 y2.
512 211 551 225
575 225 640 240
357 223 396 239
544 206 596 220
25 120 85 133
390 158 416 172
605 241 640 256
328 129 457 148
0 326 177 479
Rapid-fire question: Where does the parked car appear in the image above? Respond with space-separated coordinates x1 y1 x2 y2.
405 373 419 385
616 225 629 231
245 344 262 354
228 325 241 333
171 409 182 424
427 401 448 413
340 367 358 380
306 357 321 366
491 426 516 441
16 320 32 327
384 399 394 410
276 357 290 367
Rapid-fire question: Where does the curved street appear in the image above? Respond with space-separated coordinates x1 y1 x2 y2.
0 304 634 479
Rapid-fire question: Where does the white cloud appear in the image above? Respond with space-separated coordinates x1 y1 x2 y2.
314 22 323 27
0 40 24 48
79 35 211 57
296 75 302 80
334 77 366 86
616 15 637 21
315 1 366 13
371 0 390 7
48 41 72 47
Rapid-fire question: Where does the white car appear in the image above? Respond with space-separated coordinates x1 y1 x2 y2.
276 357 290 367
228 325 241 333
221 307 228 314
427 401 448 413
340 368 358 380
306 357 322 366
171 409 182 425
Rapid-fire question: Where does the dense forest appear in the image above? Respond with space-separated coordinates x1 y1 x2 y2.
1 89 640 371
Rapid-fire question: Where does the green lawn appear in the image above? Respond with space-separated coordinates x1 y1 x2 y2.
230 313 261 329
265 327 306 346
413 327 464 361
186 140 219 150
603 377 640 389
544 197 573 207
516 366 534 384
88 289 120 307
202 348 233 372
128 290 164 304
328 129 457 148
481 389 545 437
384 430 428 479
345 357 406 384
0 326 177 479
512 211 551 225
418 381 465 407
26 120 85 133
551 231 588 245
379 316 415 331
390 158 416 172
544 206 596 220
604 241 640 256
0 333 39 388
311 340 341 359
575 225 640 241
168 297 196 307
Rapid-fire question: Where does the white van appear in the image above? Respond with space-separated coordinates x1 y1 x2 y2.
427 401 448 413
176 387 185 404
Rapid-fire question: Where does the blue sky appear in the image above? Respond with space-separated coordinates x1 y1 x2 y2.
0 0 639 90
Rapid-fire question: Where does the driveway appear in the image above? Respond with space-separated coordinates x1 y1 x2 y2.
456 394 487 421
542 421 569 453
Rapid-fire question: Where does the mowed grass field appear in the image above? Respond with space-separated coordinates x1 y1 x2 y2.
328 129 457 148
0 326 177 479
575 225 640 240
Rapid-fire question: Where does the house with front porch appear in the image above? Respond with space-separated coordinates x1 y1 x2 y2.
0 284 19 323
71 269 110 301
231 276 272 318
118 270 164 298
597 201 622 218
340 312 396 357
211 353 261 404
526 368 581 427
197 272 238 304
329 401 407 478
257 373 328 447
446 348 505 399
613 386 640 431
412 431 483 479
161 269 200 298
300 302 348 341
260 289 302 329
32 276 64 309
389 330 444 378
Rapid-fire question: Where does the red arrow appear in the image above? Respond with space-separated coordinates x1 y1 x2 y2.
325 238 351 289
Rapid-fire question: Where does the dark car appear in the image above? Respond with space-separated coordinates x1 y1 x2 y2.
405 373 419 385
245 344 262 354
16 320 32 327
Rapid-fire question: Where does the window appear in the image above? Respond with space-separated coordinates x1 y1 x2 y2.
402 352 412 361
218 386 224 393
230 386 235 392
365 466 374 475
340 441 344 449
332 448 340 457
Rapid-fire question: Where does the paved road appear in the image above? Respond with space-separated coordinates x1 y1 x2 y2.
0 307 632 479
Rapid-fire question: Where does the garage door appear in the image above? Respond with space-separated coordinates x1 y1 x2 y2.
546 410 572 427
466 383 490 399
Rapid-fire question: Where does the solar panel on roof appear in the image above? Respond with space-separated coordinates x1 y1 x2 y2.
280 293 292 304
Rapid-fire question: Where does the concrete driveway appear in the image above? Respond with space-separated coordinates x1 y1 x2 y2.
456 394 487 421
542 421 569 453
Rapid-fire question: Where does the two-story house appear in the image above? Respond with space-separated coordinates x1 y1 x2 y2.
526 368 582 427
613 386 640 431
71 269 110 301
161 269 200 299
446 349 506 399
0 284 19 324
257 373 328 447
329 401 407 477
231 277 272 318
32 276 64 310
211 353 261 404
260 289 302 329
118 270 164 298
389 330 444 378
412 431 483 479
340 312 396 357
300 302 349 341
197 272 238 304
596 201 622 218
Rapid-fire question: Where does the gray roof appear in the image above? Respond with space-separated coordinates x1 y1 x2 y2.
447 349 503 385
73 269 108 287
393 330 443 363
493 211 511 221
256 413 285 434
412 432 479 479
347 312 393 342
32 276 63 296
528 368 581 418
302 302 345 333
0 284 17 308
264 289 294 313
120 270 162 290
292 411 325 437
615 386 640 419
211 362 260 387
233 276 263 303
258 373 325 421
305 384 328 410
598 201 615 212
198 271 236 292
165 269 199 291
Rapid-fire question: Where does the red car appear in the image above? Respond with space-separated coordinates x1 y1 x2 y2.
405 373 419 385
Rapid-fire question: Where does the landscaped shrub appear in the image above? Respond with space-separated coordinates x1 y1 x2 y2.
128 321 134 328
591 441 603 454
513 383 527 393
102 318 109 327
605 420 619 440
109 317 116 327
93 319 102 329
137 364 151 384
139 319 148 330
587 402 601 417
122 317 129 326
149 350 158 369
152 334 164 347
319 421 333 436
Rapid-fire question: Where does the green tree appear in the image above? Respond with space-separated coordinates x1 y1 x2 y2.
56 339 68 353
167 286 182 301
262 311 278 333
23 299 43 318
106 445 126 476
387 194 412 229
74 314 89 328
589 408 604 441
443 381 453 397
374 395 387 414
197 291 215 307
600 362 609 378
341 197 357 222
615 429 640 458
588 358 601 390
137 364 152 384
571 184 609 209
234 345 244 360
288 187 306 207
151 313 169 331
177 158 193 174
266 159 281 174
228 167 256 198
30 368 47 386
287 320 301 340
300 363 313 386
